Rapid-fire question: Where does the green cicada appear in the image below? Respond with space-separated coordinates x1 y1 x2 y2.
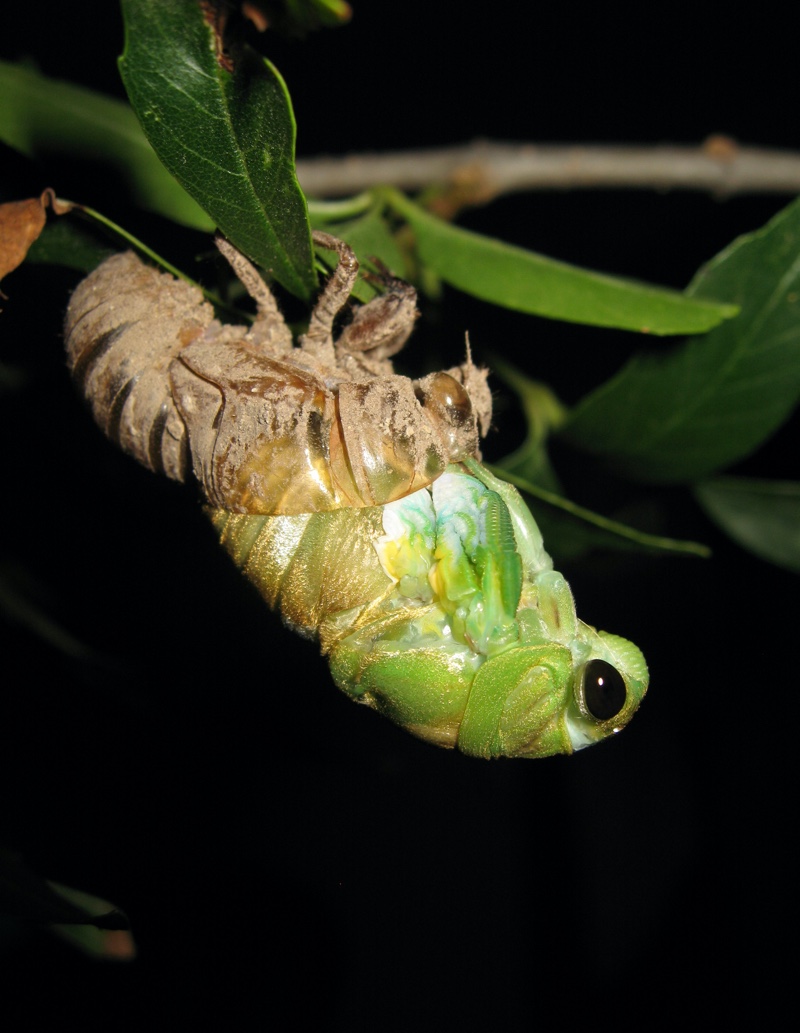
64 233 647 758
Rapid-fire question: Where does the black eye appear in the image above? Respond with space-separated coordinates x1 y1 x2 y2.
583 660 627 720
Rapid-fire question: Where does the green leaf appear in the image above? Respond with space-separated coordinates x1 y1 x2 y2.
488 362 709 560
48 883 136 960
261 0 352 33
383 189 737 335
119 0 316 300
0 848 135 960
563 197 800 482
695 477 800 572
0 61 213 231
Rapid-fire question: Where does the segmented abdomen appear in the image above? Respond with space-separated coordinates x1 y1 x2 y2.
65 252 203 484
210 503 391 648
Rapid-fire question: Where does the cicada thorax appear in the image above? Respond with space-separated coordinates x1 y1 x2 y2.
173 335 483 515
64 236 492 516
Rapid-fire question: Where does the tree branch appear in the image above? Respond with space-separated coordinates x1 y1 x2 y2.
296 137 800 204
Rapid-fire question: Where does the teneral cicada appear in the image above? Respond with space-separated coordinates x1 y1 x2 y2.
64 233 647 758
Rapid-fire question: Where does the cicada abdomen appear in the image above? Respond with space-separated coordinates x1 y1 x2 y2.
64 234 492 515
65 250 203 486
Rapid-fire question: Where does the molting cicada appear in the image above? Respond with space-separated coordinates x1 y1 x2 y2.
64 233 647 758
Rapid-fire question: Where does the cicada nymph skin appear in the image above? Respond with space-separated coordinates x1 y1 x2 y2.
64 233 492 515
211 461 648 758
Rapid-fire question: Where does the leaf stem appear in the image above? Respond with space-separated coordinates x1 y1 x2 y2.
74 204 244 319
486 463 712 558
307 193 376 222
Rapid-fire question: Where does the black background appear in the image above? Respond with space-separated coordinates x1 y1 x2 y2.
0 3 795 1029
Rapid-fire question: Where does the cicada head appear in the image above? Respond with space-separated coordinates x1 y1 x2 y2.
563 630 649 752
454 626 648 759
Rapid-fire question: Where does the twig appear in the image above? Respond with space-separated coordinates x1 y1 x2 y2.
296 137 800 203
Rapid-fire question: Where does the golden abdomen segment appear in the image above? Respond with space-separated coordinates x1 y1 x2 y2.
210 505 393 645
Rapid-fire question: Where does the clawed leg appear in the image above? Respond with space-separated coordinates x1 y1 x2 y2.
299 231 360 363
217 230 420 371
303 232 419 370
336 277 418 361
215 234 292 352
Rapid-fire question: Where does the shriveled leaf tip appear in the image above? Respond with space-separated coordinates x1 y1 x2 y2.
0 189 73 282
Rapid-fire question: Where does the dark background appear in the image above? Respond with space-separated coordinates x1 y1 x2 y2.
1 3 795 1029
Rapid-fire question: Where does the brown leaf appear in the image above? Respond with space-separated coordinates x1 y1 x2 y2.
0 188 72 283
242 2 269 31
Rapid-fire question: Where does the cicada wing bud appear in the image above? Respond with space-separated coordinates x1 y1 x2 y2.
336 377 452 506
174 335 341 514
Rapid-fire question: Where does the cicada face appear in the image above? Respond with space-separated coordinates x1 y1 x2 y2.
64 236 492 515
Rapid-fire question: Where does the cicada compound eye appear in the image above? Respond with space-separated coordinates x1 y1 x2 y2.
581 659 627 721
418 372 472 423
415 372 475 455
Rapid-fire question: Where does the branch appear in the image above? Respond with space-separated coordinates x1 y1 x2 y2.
296 137 800 204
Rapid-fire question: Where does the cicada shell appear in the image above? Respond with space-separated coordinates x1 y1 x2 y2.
65 235 647 757
64 233 492 515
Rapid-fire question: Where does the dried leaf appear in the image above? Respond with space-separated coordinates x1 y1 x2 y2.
0 188 72 282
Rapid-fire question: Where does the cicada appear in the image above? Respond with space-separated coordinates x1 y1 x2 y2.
64 233 647 758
